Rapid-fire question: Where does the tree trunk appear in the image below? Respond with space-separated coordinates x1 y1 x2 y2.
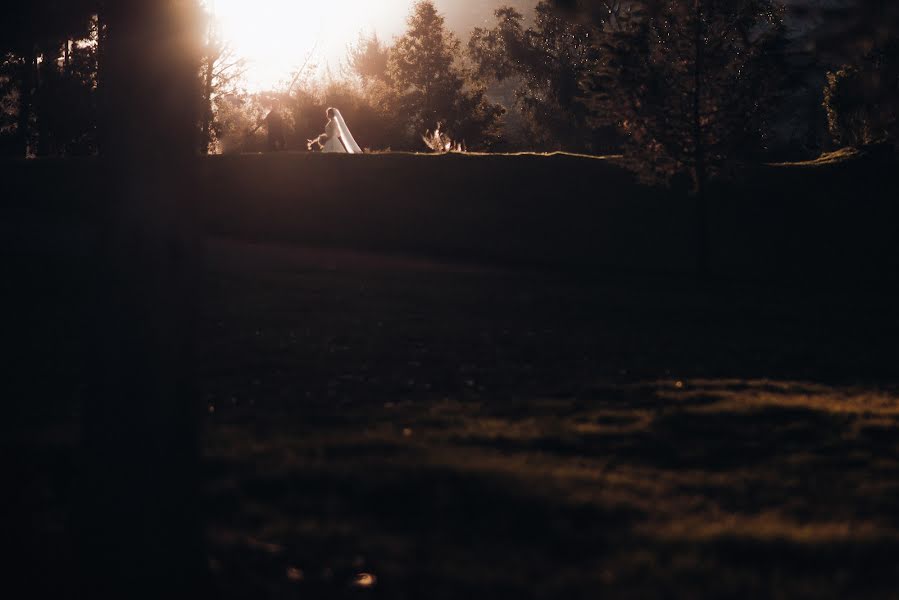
81 1 206 598
693 0 709 277
35 45 59 157
95 10 108 153
15 51 36 158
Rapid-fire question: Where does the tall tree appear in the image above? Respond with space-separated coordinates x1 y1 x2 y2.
0 1 96 156
32 23 100 156
590 0 788 181
385 0 505 149
469 3 601 151
566 0 788 272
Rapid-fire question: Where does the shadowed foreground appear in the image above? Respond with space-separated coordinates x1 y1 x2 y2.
194 241 898 599
7 229 899 598
6 150 899 280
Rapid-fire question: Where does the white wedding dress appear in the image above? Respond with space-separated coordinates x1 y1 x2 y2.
322 109 362 154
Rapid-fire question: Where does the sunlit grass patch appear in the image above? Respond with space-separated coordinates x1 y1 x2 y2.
201 368 899 596
647 512 891 543
189 240 899 597
653 379 899 435
768 146 863 167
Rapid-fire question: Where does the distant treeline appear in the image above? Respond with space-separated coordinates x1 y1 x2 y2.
1 1 897 180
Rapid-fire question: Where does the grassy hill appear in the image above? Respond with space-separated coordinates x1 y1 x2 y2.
5 149 898 282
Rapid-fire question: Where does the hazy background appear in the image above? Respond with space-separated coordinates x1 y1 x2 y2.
209 0 536 90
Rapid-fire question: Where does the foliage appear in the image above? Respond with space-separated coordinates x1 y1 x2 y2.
210 91 267 154
33 34 99 156
206 79 406 155
0 1 96 56
0 56 22 155
469 2 606 152
583 0 789 186
347 32 390 85
283 79 404 153
0 2 98 157
823 38 899 147
200 9 248 154
209 3 503 154
383 1 505 150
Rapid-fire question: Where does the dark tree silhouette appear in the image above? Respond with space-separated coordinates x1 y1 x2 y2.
558 0 788 273
590 0 788 181
792 0 899 148
469 3 601 151
824 39 899 146
82 1 206 597
0 1 96 156
32 21 99 155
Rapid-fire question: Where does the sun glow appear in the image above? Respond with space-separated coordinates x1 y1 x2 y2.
208 0 413 91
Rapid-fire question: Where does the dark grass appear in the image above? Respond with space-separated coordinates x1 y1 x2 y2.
202 241 899 599
4 151 899 598
4 149 898 279
7 237 899 598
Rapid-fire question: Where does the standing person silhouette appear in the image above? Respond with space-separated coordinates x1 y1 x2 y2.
264 100 286 151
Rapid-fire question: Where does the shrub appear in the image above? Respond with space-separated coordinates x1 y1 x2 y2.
824 41 899 147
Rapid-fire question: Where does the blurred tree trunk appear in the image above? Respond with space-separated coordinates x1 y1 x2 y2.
35 42 60 157
15 51 36 157
692 0 709 276
81 1 206 598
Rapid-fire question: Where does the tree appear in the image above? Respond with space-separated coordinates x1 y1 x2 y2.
385 1 505 149
0 56 23 156
199 11 247 153
824 38 899 146
209 90 268 153
0 1 97 156
31 20 100 156
556 0 788 273
347 31 390 85
469 3 603 151
589 0 788 182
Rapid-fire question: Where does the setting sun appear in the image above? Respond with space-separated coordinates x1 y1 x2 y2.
207 0 413 90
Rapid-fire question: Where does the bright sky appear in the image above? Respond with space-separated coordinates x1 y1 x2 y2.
208 0 416 91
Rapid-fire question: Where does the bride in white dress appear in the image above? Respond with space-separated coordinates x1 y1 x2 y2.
308 107 362 154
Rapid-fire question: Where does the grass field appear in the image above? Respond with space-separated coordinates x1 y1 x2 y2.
4 151 899 598
196 240 898 599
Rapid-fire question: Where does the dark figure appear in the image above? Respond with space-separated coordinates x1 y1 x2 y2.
265 102 287 151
